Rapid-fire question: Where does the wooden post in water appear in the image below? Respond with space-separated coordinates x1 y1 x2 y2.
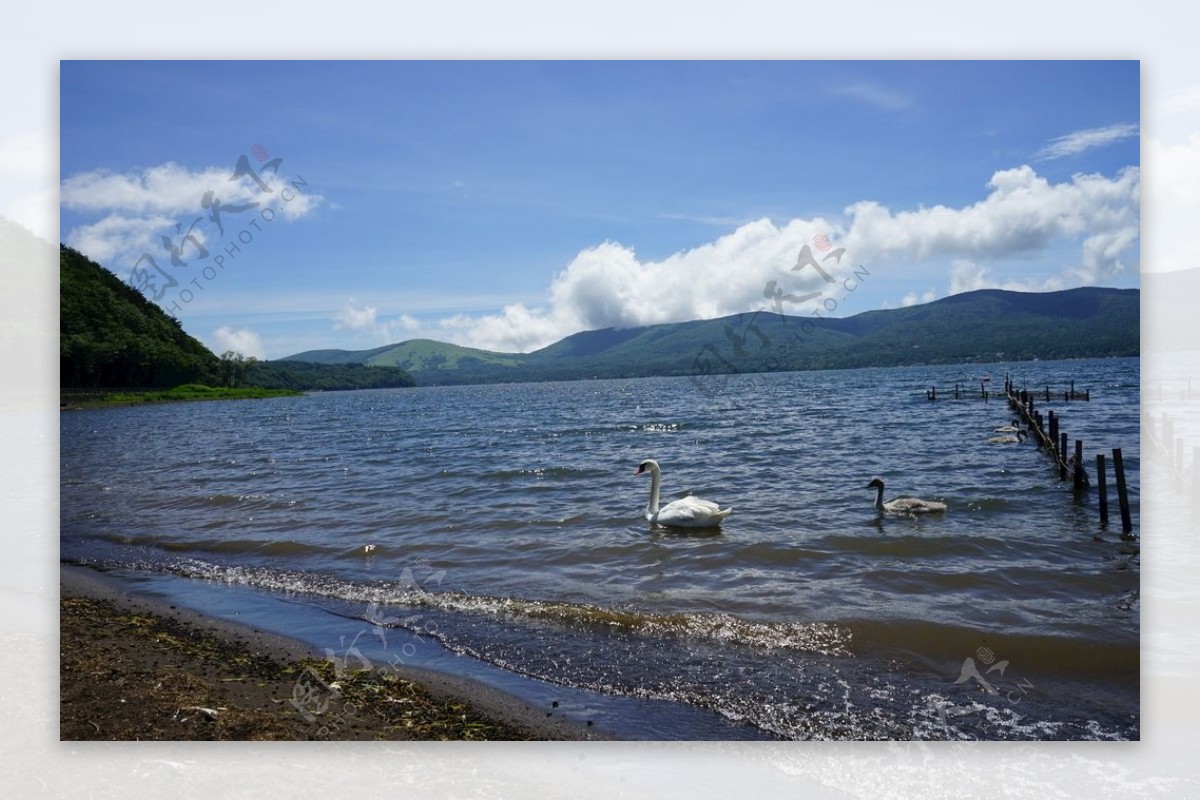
1048 411 1058 453
1177 438 1185 492
1074 439 1084 489
1113 448 1132 534
1097 453 1109 527
1045 385 1050 402
1060 432 1069 481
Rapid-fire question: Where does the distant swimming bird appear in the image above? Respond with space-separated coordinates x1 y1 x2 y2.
866 477 947 514
635 459 732 528
988 430 1027 444
993 419 1021 433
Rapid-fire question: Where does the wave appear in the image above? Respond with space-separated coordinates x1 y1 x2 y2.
121 557 853 657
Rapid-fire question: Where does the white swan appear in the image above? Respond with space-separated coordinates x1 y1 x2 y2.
988 430 1027 444
635 459 732 528
867 477 947 514
993 419 1021 433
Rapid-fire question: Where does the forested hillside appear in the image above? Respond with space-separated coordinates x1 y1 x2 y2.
60 246 220 388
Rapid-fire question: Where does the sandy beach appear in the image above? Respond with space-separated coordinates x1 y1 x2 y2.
60 564 603 741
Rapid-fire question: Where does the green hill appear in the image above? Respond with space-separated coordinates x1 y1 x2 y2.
244 360 415 391
284 286 1139 386
60 246 416 393
60 245 221 388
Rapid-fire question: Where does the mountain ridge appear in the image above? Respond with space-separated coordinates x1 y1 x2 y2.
286 286 1139 386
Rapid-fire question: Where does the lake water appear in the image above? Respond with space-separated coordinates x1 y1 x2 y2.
60 358 1140 740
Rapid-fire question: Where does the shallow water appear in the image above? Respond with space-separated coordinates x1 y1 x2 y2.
60 358 1140 740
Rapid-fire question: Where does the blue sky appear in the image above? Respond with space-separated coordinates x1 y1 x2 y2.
59 60 1140 359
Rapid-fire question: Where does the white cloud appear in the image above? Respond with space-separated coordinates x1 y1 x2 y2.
830 82 913 112
1035 123 1139 160
61 160 324 267
844 165 1139 283
946 259 1059 295
213 326 265 359
64 213 179 263
438 218 836 353
900 288 938 307
334 299 379 332
439 164 1138 353
334 298 422 344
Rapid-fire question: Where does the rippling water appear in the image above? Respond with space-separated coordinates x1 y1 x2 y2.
60 358 1140 740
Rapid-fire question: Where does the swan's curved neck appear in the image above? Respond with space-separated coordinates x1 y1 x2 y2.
873 484 885 511
646 464 661 514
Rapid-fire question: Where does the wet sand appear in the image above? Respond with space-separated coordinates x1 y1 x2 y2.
60 564 604 741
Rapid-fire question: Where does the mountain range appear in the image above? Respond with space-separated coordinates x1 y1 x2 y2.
285 286 1139 386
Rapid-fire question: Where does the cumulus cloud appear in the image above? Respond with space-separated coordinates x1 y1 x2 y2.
64 213 178 263
213 326 265 359
438 217 837 353
947 259 1063 295
1035 123 1139 160
843 165 1138 265
335 299 422 344
61 160 324 267
900 288 938 307
440 164 1138 353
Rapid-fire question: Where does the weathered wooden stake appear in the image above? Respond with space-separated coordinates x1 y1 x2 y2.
1112 448 1132 534
1074 439 1085 489
1097 453 1109 527
1177 438 1185 491
1048 411 1058 453
1060 432 1069 481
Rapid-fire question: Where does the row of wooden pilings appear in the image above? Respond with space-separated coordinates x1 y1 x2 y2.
1145 410 1199 510
926 379 1090 403
1004 376 1132 534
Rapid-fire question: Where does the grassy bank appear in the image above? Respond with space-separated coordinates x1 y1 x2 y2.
61 383 304 409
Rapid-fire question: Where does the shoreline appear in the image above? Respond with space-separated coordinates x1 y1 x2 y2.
59 386 304 410
60 563 605 741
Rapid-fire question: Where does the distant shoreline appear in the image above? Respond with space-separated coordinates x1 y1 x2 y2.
59 384 304 410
